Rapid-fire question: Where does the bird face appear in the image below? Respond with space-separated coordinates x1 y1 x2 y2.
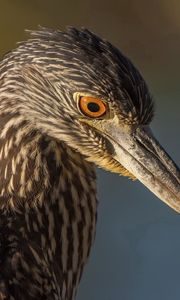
8 28 180 212
70 91 180 213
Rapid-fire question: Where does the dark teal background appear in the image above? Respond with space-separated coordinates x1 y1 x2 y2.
0 1 180 299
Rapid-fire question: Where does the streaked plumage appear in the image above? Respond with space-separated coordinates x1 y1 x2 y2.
0 27 179 300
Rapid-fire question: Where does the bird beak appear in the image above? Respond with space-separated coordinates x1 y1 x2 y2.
105 123 180 212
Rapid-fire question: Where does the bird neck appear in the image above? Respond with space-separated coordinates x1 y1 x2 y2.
0 112 97 299
0 111 97 210
0 113 45 209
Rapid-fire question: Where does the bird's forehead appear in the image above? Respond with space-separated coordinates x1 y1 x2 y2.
28 28 130 94
38 28 153 124
50 34 123 96
19 27 154 124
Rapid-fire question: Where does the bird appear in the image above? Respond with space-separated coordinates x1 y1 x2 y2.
0 27 179 300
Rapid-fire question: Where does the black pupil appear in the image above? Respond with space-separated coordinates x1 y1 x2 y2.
87 102 100 112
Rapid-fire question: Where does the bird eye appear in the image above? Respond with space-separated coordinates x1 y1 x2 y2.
79 96 107 118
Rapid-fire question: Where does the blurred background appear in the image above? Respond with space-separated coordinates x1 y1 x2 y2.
0 1 180 299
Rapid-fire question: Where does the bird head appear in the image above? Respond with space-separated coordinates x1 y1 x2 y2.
2 27 180 212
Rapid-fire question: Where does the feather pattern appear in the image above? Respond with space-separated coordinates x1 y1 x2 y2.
0 27 154 299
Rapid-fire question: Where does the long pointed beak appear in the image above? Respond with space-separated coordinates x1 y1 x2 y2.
106 124 180 212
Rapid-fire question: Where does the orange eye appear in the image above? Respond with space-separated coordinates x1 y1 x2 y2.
79 96 107 118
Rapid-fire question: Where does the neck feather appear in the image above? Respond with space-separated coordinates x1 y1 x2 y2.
0 112 97 299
